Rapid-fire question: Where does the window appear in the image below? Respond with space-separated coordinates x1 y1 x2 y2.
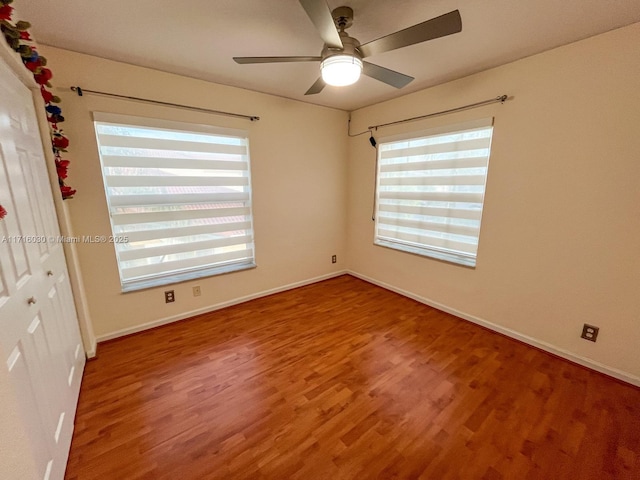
374 118 494 267
94 113 255 292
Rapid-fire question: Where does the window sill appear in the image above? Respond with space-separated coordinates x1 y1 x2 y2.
374 239 476 268
121 261 257 293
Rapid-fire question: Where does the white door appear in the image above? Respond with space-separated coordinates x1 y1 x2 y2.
0 55 85 479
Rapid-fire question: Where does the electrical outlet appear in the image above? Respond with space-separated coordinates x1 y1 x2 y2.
165 290 175 303
332 255 337 264
193 286 201 297
581 324 599 342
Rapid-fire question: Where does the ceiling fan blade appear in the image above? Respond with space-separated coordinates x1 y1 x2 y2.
362 62 414 89
299 0 343 49
233 56 322 64
359 10 462 58
305 77 326 95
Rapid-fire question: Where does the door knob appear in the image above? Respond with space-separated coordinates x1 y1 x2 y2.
27 297 37 305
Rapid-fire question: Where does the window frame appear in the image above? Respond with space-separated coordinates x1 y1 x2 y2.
373 118 494 268
93 112 257 292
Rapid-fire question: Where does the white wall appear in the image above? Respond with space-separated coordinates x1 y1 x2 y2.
39 46 349 339
347 23 640 383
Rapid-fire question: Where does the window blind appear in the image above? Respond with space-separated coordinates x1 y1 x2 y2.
374 118 494 267
93 113 255 291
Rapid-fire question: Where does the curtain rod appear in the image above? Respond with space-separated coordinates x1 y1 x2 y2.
367 94 509 131
69 86 260 122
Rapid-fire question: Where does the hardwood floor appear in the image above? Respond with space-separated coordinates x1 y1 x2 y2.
65 275 640 480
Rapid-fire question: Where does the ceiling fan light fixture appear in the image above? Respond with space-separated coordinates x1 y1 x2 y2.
321 55 363 87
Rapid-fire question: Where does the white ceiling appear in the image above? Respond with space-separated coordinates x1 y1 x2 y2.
16 0 640 111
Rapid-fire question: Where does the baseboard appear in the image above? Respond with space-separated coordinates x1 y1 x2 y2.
96 270 348 343
348 271 640 388
85 342 97 359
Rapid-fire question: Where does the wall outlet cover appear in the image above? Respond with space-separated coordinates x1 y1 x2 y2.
581 324 599 342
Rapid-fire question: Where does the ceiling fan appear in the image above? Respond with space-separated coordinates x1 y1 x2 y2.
233 0 462 95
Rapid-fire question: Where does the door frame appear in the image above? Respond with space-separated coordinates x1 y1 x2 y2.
0 39 96 357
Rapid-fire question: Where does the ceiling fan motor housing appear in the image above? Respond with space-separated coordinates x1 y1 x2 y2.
322 34 362 61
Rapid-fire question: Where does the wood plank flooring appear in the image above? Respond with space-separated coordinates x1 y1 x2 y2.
65 275 640 479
